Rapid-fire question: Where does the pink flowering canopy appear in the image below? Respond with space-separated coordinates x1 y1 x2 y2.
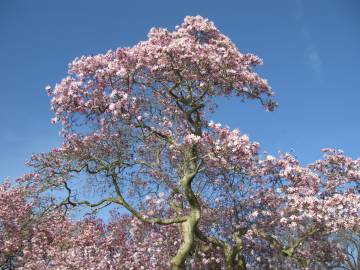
3 15 360 269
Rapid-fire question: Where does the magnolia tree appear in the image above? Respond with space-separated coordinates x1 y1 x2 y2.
2 16 360 270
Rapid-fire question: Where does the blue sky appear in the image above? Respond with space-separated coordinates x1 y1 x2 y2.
0 0 359 180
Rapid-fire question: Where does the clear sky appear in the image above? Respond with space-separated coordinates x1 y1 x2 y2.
0 0 359 180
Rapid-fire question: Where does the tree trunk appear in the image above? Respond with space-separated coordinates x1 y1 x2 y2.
224 245 247 270
170 169 201 269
